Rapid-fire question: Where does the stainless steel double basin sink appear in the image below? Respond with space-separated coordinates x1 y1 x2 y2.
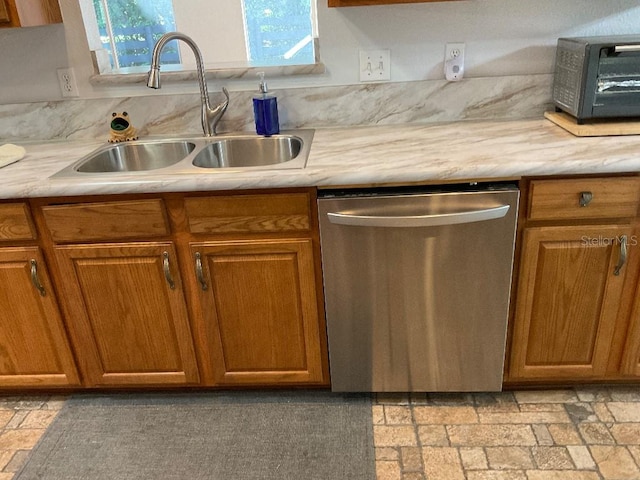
51 130 314 178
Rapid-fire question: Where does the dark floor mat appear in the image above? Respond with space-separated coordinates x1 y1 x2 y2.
15 390 374 480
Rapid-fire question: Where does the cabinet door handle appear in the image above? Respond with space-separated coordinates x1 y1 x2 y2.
162 251 176 289
195 252 208 291
579 191 593 207
30 259 46 297
614 235 627 276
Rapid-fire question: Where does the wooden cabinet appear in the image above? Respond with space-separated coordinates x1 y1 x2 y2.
39 199 200 388
52 243 200 387
181 192 329 387
509 225 632 380
190 239 327 386
621 282 640 377
0 0 62 28
507 176 640 384
0 203 79 388
22 189 328 390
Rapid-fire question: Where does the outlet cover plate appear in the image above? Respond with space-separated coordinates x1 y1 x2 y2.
57 68 80 98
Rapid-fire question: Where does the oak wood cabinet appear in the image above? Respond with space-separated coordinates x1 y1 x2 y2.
0 0 62 28
37 199 200 387
0 203 79 388
509 224 633 380
19 189 329 390
190 239 327 386
621 290 640 379
52 243 200 387
507 176 640 385
180 191 329 387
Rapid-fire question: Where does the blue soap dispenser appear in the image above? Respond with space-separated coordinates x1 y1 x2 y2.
253 72 280 136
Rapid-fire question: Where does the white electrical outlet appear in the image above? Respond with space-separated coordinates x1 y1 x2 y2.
444 43 465 82
57 68 80 97
359 50 391 82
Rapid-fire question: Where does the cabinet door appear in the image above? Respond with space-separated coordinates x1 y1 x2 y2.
190 239 328 386
620 284 640 377
0 0 62 27
0 1 10 25
509 225 632 381
621 327 640 377
54 243 199 387
0 247 79 387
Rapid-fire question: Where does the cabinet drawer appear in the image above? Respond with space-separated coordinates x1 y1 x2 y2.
528 177 640 221
42 199 170 242
184 193 311 234
0 203 36 241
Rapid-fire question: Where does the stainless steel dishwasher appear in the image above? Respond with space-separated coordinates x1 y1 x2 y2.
318 183 519 392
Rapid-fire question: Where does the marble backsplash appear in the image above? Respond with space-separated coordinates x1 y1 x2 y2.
0 74 554 142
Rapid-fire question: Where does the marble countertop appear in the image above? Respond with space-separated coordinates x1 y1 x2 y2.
2 118 640 200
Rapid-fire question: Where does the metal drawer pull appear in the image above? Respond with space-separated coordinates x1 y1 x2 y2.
579 191 593 207
162 251 176 289
195 252 208 291
615 45 640 53
30 259 46 297
614 235 627 276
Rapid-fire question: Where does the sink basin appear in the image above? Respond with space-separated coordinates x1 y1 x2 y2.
49 130 314 179
74 141 196 173
192 135 303 169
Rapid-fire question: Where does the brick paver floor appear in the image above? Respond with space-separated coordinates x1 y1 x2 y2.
1 388 639 479
0 396 66 480
374 387 640 480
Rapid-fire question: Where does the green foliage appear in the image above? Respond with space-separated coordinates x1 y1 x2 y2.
92 0 313 67
92 0 175 29
243 0 311 18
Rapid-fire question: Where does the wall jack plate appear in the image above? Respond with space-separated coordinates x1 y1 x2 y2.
444 43 465 82
57 68 80 97
359 50 391 82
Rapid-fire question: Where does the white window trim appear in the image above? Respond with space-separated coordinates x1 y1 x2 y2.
89 60 326 86
79 0 324 86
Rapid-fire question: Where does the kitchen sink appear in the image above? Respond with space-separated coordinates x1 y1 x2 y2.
50 130 314 179
74 141 196 173
192 135 303 169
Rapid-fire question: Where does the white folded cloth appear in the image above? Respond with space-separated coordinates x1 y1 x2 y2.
0 143 26 168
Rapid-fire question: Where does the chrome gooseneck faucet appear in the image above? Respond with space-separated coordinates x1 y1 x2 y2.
147 32 229 136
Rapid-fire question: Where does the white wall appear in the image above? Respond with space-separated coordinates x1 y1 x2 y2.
0 0 638 104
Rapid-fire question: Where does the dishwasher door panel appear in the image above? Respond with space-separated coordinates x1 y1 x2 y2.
318 188 519 392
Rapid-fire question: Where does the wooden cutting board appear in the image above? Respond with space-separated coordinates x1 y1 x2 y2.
544 111 640 137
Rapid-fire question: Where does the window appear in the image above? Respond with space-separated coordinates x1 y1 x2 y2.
92 0 179 69
90 0 316 72
243 0 315 66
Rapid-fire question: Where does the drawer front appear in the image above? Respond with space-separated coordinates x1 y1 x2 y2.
42 199 170 243
184 193 311 234
0 203 36 241
528 177 640 221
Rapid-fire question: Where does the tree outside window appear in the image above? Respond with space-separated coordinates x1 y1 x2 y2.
93 0 314 70
243 0 315 66
93 0 178 69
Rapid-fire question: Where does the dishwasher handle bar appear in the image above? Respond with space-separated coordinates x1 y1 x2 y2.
326 204 510 228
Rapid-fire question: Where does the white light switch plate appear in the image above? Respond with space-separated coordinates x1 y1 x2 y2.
359 50 391 82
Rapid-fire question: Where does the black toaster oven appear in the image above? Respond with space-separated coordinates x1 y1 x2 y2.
552 35 640 123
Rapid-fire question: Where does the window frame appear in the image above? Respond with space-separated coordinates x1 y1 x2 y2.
80 0 324 84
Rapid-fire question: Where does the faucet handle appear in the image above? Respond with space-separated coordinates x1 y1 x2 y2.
219 87 230 113
209 87 229 135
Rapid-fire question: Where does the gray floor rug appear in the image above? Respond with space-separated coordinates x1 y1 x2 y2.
15 390 374 480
